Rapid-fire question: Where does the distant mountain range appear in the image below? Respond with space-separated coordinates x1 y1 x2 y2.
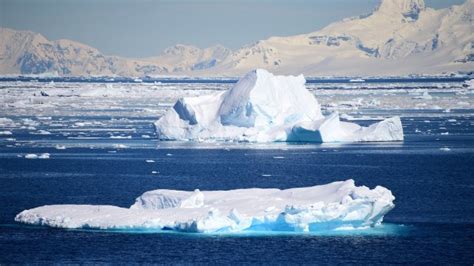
0 0 473 77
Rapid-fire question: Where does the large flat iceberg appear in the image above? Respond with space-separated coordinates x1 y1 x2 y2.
155 69 404 142
15 180 395 233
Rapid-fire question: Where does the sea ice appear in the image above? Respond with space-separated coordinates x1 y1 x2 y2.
38 153 50 159
24 154 38 159
24 153 50 159
154 69 403 142
15 180 395 233
465 79 474 89
0 130 13 135
0 117 16 127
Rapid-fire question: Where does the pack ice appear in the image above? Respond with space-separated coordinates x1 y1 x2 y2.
15 180 395 233
155 69 403 142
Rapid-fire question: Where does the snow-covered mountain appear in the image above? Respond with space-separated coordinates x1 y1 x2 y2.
0 0 472 77
0 27 169 76
204 0 474 76
145 44 231 73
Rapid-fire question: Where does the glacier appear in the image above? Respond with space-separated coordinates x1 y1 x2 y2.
15 180 395 233
155 69 404 142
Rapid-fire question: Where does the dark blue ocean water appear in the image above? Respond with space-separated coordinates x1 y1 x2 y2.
1 112 474 263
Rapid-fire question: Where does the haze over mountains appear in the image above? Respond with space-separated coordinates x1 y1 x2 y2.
0 0 473 77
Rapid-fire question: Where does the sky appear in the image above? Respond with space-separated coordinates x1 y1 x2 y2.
0 0 467 58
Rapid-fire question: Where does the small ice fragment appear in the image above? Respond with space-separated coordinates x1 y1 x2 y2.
36 130 51 135
447 119 457 122
141 135 151 139
38 153 50 159
146 160 155 163
261 174 272 177
273 156 285 159
151 171 159 174
440 147 451 152
113 144 128 149
110 135 132 139
166 153 173 157
25 154 38 159
55 145 66 150
0 131 13 135
440 132 449 135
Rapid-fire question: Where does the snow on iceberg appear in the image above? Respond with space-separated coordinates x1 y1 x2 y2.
15 180 395 233
154 69 403 142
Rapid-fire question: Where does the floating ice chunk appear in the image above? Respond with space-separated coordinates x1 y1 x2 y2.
412 91 432 100
24 154 38 159
440 147 451 152
154 69 403 143
34 130 51 135
113 144 128 149
457 101 470 106
25 153 50 159
38 153 50 159
110 135 132 139
55 145 66 150
15 180 395 233
464 79 474 89
0 118 17 127
146 159 155 163
74 122 86 127
0 130 13 135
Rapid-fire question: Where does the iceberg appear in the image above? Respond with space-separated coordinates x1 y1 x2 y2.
15 180 395 233
154 69 403 142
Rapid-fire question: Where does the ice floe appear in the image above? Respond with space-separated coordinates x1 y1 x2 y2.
0 130 13 135
15 180 395 233
155 69 404 143
24 153 50 159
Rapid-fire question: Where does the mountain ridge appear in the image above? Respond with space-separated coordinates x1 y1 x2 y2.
0 0 472 77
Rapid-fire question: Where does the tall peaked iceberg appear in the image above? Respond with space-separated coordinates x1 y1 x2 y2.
155 69 404 142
